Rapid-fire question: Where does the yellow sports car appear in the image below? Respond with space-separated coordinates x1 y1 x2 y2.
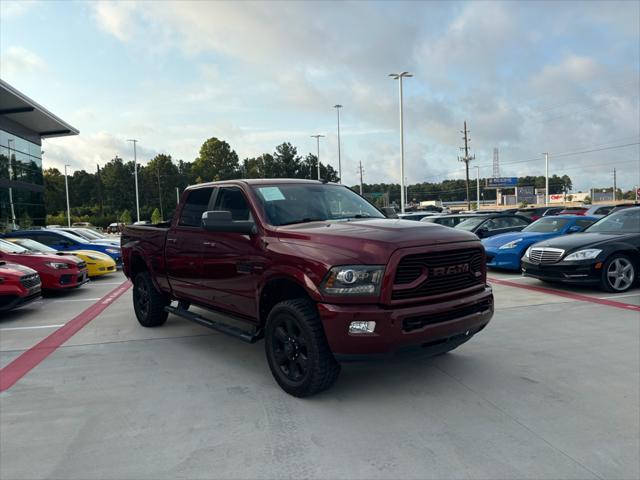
4 238 117 278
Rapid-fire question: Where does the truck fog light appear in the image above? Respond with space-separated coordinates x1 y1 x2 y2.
349 321 376 334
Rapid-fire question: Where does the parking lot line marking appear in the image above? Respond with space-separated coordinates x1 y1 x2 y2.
0 280 132 393
52 298 101 303
0 325 65 332
488 276 640 312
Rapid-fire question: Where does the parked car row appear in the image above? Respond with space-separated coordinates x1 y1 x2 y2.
0 227 121 313
486 208 640 292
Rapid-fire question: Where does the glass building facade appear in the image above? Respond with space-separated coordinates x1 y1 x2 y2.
1 79 77 232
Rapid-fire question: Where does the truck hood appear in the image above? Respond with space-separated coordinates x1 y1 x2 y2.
276 218 479 264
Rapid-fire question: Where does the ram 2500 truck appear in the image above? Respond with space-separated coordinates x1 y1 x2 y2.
122 179 493 397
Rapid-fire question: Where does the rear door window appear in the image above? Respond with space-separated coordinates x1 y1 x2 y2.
179 188 214 227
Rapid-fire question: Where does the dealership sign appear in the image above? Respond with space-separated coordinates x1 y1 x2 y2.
486 177 518 188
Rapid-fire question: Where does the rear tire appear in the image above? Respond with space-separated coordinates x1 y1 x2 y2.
265 298 340 397
600 254 636 293
133 271 169 327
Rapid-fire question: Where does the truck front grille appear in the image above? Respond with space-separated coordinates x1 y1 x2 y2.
20 274 41 290
528 247 564 264
392 248 484 300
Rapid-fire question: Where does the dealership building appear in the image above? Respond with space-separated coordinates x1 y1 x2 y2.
0 79 78 230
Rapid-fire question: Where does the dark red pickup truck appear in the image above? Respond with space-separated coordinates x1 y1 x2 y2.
122 179 493 396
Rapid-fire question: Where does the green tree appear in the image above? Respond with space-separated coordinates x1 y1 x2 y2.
120 209 132 224
43 168 66 213
151 208 162 223
191 137 239 182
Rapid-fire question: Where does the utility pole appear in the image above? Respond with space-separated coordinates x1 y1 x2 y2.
544 153 549 206
613 168 617 201
476 166 480 211
128 139 140 222
459 121 474 211
334 104 343 183
389 71 412 213
64 164 71 227
310 134 325 180
358 160 364 195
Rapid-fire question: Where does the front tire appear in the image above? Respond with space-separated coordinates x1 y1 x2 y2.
601 254 636 293
265 298 340 397
133 271 169 327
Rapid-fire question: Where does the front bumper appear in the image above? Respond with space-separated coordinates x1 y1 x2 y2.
318 286 493 360
521 259 600 284
485 249 522 271
46 269 90 290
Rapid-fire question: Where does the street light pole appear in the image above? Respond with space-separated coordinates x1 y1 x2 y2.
334 104 343 183
476 166 480 211
389 72 412 213
310 134 325 180
128 139 140 222
64 164 71 227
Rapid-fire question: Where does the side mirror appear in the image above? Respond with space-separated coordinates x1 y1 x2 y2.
476 227 488 238
202 211 256 234
567 225 582 234
380 207 398 219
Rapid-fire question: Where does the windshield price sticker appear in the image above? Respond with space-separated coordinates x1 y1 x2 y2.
258 187 286 201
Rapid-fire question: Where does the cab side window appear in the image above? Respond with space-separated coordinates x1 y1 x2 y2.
179 188 214 227
215 187 251 221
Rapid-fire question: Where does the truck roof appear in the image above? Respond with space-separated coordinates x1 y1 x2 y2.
186 178 336 190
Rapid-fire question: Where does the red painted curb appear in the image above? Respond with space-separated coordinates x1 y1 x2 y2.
488 276 640 312
0 280 132 393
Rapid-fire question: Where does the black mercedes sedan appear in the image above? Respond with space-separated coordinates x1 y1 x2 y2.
521 207 640 292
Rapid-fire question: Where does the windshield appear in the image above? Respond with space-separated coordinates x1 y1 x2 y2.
5 238 56 253
523 217 570 233
455 217 486 231
586 209 639 233
63 229 92 240
0 238 29 254
252 184 384 226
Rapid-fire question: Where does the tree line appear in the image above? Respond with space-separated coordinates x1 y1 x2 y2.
45 137 339 226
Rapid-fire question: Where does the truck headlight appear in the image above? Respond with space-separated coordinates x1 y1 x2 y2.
564 249 602 261
45 262 71 269
321 265 384 296
523 247 532 258
499 239 522 249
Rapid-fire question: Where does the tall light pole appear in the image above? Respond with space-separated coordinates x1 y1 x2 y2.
543 152 549 206
310 134 325 180
476 166 480 211
64 164 71 227
389 71 412 213
128 139 140 222
334 104 343 183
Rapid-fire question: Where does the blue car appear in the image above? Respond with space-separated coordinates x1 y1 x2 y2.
482 215 598 271
3 229 122 266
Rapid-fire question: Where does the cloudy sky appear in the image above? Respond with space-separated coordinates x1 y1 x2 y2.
1 0 638 191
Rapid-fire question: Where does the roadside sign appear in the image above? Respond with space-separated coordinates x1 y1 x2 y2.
486 177 518 188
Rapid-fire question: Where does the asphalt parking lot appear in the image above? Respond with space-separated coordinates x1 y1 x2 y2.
0 271 638 480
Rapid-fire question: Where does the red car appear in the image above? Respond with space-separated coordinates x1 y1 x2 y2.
0 239 89 291
558 207 588 216
0 261 42 312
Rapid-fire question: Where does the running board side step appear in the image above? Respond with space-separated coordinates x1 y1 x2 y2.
164 305 260 343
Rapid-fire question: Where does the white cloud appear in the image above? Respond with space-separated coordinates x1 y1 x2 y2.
0 46 47 77
93 1 137 42
0 0 40 19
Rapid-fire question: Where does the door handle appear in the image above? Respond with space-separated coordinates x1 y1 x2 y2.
202 241 217 247
167 238 177 243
